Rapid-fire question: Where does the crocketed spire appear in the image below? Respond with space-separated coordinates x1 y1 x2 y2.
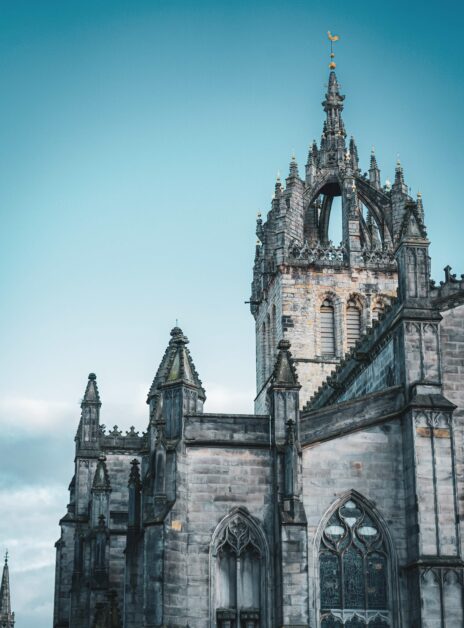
147 327 205 403
271 340 300 388
322 71 346 138
82 373 101 407
0 553 14 628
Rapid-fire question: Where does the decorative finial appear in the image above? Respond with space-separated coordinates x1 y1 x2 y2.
327 31 340 69
257 211 261 219
88 373 96 381
4 549 8 564
276 169 281 182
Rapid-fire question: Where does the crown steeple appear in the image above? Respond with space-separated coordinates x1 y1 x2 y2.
0 553 14 628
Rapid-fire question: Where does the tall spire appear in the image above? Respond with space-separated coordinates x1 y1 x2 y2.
0 553 14 628
322 71 346 138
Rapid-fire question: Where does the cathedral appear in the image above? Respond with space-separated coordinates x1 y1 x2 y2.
53 57 464 628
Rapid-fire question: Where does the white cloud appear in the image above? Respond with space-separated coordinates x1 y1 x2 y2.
203 381 255 414
0 396 75 436
0 484 66 627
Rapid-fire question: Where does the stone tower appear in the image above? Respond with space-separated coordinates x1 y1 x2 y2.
250 69 421 411
0 553 14 628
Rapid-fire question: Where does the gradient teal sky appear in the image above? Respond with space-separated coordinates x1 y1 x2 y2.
0 1 463 625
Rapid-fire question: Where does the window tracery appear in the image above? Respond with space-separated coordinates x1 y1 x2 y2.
320 499 391 627
213 513 264 628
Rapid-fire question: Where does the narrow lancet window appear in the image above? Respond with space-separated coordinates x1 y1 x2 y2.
213 512 265 628
320 299 336 357
346 300 361 348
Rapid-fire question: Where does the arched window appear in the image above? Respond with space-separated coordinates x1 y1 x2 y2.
211 510 268 628
320 299 336 357
346 300 361 349
319 498 391 627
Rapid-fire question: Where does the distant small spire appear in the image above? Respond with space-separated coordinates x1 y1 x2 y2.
395 156 404 185
0 550 13 625
369 147 381 188
416 191 424 220
275 170 282 194
288 153 299 178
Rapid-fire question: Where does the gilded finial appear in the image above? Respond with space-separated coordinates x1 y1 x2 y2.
327 31 340 69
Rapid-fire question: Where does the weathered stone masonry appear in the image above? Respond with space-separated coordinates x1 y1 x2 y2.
54 66 464 628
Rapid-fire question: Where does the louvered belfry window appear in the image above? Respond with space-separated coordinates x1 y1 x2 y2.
346 301 361 349
320 299 335 357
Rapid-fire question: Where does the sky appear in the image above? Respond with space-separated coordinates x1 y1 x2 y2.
0 1 463 625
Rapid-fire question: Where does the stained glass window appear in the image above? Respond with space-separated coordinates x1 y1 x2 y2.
321 552 341 609
319 498 391 626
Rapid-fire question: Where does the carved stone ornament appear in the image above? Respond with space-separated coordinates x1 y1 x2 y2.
216 515 262 557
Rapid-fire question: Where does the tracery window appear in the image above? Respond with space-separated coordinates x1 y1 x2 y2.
346 300 361 349
213 513 264 628
320 499 391 627
320 299 336 357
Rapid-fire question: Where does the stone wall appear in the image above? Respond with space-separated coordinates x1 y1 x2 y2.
439 302 464 556
181 446 273 628
301 419 409 627
255 265 397 412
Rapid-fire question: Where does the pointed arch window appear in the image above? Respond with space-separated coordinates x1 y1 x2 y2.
320 299 336 357
319 498 391 627
346 300 361 349
212 512 267 628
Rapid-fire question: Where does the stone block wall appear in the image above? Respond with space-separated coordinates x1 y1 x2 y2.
439 302 464 556
180 446 273 628
301 419 409 627
255 266 397 412
337 338 395 402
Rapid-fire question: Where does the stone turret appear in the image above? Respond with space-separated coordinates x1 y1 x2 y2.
75 373 101 454
147 327 205 441
0 554 14 628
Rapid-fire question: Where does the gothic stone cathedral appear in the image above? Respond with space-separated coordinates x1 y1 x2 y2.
53 68 464 628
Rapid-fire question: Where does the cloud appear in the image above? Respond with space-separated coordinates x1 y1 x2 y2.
0 484 65 628
0 396 76 437
203 381 254 414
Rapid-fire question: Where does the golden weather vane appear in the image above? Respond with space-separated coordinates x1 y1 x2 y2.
327 31 340 69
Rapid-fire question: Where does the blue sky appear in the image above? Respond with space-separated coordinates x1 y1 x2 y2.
0 1 463 625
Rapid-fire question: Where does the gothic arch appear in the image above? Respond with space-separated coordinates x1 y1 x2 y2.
313 490 400 628
346 293 366 349
209 507 271 628
318 292 341 358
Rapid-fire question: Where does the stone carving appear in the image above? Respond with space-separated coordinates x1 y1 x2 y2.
216 515 262 557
